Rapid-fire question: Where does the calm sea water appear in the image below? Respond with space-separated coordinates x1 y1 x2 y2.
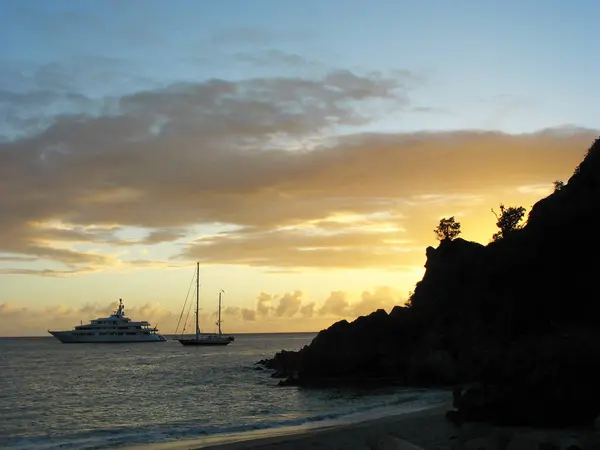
0 333 448 450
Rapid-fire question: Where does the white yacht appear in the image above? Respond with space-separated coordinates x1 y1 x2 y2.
48 299 167 343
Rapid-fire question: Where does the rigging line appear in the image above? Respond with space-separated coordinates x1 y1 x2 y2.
175 268 197 335
182 283 195 337
175 268 196 334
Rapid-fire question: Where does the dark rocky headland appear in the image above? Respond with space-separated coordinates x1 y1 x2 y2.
257 137 600 429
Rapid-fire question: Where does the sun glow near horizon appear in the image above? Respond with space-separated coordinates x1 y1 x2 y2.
0 173 578 337
0 0 598 336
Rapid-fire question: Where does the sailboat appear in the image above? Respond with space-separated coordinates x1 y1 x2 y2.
177 262 235 346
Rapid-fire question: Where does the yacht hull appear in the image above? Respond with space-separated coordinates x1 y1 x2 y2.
48 331 167 343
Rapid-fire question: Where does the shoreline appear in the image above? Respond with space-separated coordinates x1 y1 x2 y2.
121 402 454 450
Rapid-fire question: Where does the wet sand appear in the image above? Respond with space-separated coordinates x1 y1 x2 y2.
125 403 455 450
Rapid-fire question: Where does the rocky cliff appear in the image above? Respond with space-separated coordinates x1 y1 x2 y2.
258 137 600 427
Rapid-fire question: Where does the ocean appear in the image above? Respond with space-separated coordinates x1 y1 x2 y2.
0 333 449 450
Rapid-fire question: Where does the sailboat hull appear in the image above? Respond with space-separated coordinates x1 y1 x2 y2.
177 336 234 346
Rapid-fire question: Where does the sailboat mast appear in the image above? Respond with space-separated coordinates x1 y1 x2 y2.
218 291 223 335
195 262 200 336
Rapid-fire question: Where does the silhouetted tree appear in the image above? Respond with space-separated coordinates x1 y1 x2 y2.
434 216 462 241
553 180 565 192
405 291 414 308
491 204 526 241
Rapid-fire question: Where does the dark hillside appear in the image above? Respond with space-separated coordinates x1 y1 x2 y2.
258 138 600 427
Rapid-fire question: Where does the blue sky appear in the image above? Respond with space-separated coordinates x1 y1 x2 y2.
2 0 598 134
1 0 598 335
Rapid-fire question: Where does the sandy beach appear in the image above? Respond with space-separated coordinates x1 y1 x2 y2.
117 394 600 450
123 403 455 450
197 405 454 450
178 405 600 450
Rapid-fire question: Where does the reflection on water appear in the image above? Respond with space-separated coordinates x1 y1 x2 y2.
0 333 448 449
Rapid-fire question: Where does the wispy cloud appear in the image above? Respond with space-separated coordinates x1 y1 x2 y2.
234 50 322 68
209 27 310 46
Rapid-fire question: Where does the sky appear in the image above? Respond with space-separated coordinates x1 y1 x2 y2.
0 0 598 336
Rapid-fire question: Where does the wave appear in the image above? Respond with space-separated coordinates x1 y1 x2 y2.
3 390 449 450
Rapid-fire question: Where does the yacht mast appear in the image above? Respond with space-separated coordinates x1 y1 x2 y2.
195 262 200 337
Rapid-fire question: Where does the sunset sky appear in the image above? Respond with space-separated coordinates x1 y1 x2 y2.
1 0 599 336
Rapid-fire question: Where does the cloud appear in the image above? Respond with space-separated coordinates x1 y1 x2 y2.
226 287 401 323
224 306 240 316
317 287 407 317
209 27 309 46
0 255 37 262
224 306 257 322
300 302 315 318
0 299 176 337
1 69 414 272
256 292 274 317
1 57 597 274
0 286 405 335
0 56 159 142
353 286 403 317
234 50 321 68
243 287 401 324
241 308 257 321
0 267 96 277
274 291 303 317
319 291 350 317
182 223 421 269
141 229 188 245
